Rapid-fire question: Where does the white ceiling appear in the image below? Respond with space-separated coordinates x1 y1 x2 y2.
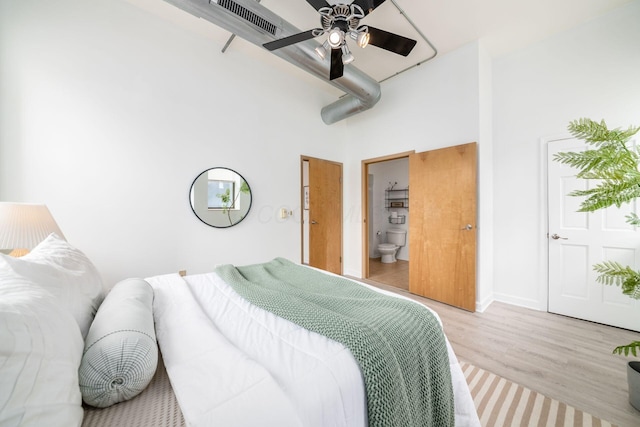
128 0 634 83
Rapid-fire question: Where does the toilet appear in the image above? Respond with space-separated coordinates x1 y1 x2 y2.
377 228 407 263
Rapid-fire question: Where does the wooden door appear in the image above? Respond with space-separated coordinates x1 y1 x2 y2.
308 157 343 274
409 143 477 311
548 138 640 331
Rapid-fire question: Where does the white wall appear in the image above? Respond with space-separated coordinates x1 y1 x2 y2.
476 43 494 310
369 158 409 261
0 0 348 287
492 1 640 309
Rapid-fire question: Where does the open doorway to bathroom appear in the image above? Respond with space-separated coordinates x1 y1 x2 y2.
362 152 413 291
363 144 477 310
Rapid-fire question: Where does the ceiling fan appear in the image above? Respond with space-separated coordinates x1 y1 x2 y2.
263 0 417 80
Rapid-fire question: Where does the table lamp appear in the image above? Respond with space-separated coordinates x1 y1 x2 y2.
0 202 65 257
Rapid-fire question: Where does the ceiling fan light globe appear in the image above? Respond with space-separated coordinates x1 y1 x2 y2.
357 32 370 48
327 29 344 48
315 45 327 59
341 44 354 64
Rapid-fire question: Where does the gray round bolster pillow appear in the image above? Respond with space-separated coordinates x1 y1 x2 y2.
79 278 158 408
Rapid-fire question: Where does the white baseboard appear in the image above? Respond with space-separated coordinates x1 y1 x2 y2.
343 268 362 279
475 294 494 313
492 292 546 312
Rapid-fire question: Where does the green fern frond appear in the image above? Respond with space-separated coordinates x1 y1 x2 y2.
586 149 640 177
576 167 639 182
627 212 640 226
568 118 640 148
570 175 640 198
568 118 611 146
620 126 640 141
554 121 640 189
576 196 629 212
553 149 638 179
593 261 640 299
570 180 640 211
594 261 635 284
613 341 640 357
552 150 595 169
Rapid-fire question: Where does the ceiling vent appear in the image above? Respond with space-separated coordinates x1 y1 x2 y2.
214 0 277 35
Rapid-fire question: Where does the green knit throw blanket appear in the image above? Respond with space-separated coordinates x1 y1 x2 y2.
215 258 454 427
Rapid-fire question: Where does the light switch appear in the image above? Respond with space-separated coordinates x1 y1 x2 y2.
280 208 292 219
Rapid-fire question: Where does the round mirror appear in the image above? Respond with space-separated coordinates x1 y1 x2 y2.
189 167 252 228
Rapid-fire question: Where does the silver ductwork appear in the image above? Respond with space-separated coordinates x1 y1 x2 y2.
163 0 381 124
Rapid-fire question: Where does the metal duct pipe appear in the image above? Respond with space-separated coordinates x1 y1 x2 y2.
163 0 381 124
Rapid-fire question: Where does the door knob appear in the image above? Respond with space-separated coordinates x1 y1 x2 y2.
311 220 318 225
461 224 473 230
550 233 568 240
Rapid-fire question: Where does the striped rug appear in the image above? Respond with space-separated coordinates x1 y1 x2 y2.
461 361 617 427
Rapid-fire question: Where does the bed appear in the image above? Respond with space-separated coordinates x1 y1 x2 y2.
0 234 480 426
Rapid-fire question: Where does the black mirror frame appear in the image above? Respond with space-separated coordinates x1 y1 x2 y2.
189 167 252 229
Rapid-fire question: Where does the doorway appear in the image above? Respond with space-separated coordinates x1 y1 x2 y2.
362 143 478 312
362 153 412 290
547 138 640 331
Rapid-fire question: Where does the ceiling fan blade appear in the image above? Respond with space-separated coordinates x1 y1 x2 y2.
366 26 417 56
263 30 319 51
329 48 344 80
352 0 387 16
305 0 331 11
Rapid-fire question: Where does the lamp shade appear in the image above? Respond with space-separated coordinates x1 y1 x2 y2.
0 203 65 254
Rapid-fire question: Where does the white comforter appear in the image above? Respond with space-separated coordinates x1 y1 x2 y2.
147 269 480 427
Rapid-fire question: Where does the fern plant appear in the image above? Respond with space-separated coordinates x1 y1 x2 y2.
553 118 640 357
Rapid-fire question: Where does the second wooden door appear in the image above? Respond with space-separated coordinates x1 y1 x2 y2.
409 143 477 311
308 157 343 275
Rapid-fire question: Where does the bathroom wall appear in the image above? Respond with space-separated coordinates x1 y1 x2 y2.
368 174 376 258
368 158 409 261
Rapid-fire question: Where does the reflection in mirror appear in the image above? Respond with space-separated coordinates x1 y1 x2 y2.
189 168 252 228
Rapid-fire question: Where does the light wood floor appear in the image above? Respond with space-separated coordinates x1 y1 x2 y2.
368 257 409 291
356 268 640 427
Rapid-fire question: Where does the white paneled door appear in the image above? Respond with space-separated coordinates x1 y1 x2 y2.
548 138 640 332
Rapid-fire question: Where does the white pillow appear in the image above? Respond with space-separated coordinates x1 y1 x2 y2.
2 233 104 339
79 278 158 408
0 258 84 426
